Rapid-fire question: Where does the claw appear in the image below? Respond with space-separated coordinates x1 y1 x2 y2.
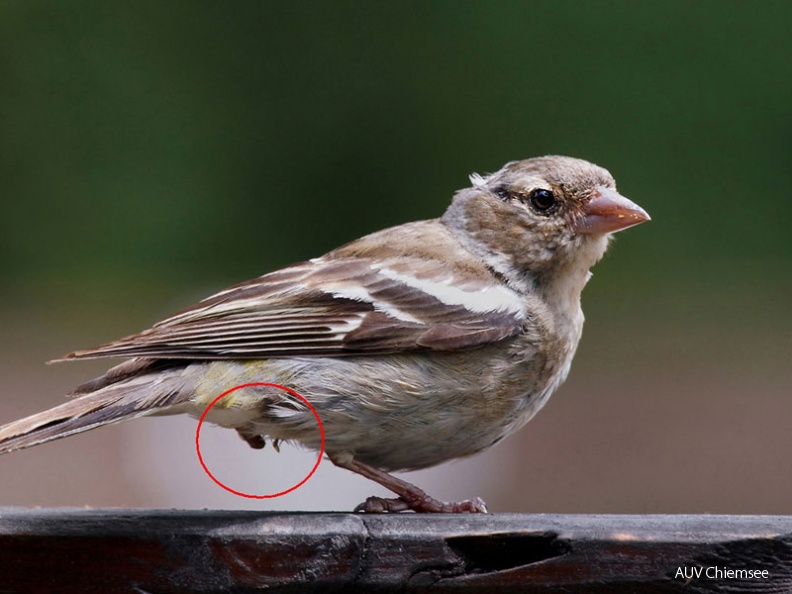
354 496 412 513
353 494 488 514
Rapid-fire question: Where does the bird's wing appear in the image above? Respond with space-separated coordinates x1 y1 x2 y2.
61 256 526 361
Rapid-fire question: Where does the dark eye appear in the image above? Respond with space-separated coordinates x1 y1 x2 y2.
527 188 557 213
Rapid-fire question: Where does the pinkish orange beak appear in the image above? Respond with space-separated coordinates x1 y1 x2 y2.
576 186 650 235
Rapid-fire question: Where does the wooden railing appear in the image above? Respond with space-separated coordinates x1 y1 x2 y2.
1 509 791 592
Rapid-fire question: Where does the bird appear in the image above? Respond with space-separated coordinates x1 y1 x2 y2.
0 156 649 513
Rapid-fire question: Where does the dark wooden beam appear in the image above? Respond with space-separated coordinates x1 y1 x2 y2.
1 509 791 592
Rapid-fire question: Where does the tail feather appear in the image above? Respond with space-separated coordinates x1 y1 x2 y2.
0 371 189 454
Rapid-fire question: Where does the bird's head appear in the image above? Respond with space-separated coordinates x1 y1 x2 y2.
442 155 650 286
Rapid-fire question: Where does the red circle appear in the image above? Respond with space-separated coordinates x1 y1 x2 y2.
195 382 325 499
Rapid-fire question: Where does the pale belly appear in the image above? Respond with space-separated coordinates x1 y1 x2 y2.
184 335 569 472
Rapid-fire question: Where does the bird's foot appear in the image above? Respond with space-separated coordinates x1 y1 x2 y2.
354 494 488 514
331 454 488 513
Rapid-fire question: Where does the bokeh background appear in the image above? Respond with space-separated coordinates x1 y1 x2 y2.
1 1 790 513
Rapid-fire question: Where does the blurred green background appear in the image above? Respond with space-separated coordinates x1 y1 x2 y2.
0 1 790 512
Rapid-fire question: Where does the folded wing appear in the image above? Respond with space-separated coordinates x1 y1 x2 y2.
61 256 526 361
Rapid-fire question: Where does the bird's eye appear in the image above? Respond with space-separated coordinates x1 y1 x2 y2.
526 188 557 213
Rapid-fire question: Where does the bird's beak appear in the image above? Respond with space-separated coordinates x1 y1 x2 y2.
575 186 651 234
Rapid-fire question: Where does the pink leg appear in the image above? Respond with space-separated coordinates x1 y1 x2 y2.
331 456 488 514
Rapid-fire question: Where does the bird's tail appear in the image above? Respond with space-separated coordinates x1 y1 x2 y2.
0 370 189 455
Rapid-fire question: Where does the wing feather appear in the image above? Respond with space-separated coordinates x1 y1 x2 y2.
61 254 526 361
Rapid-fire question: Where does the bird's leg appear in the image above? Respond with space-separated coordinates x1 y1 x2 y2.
330 455 487 513
237 429 266 450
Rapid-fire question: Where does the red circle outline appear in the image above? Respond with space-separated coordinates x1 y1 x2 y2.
195 382 325 499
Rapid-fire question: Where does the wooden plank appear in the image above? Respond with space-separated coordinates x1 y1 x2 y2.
0 509 791 593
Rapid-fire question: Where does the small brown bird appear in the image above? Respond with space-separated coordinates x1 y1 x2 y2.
0 156 649 512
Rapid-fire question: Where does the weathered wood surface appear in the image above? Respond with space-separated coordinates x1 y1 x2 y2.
0 510 791 593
